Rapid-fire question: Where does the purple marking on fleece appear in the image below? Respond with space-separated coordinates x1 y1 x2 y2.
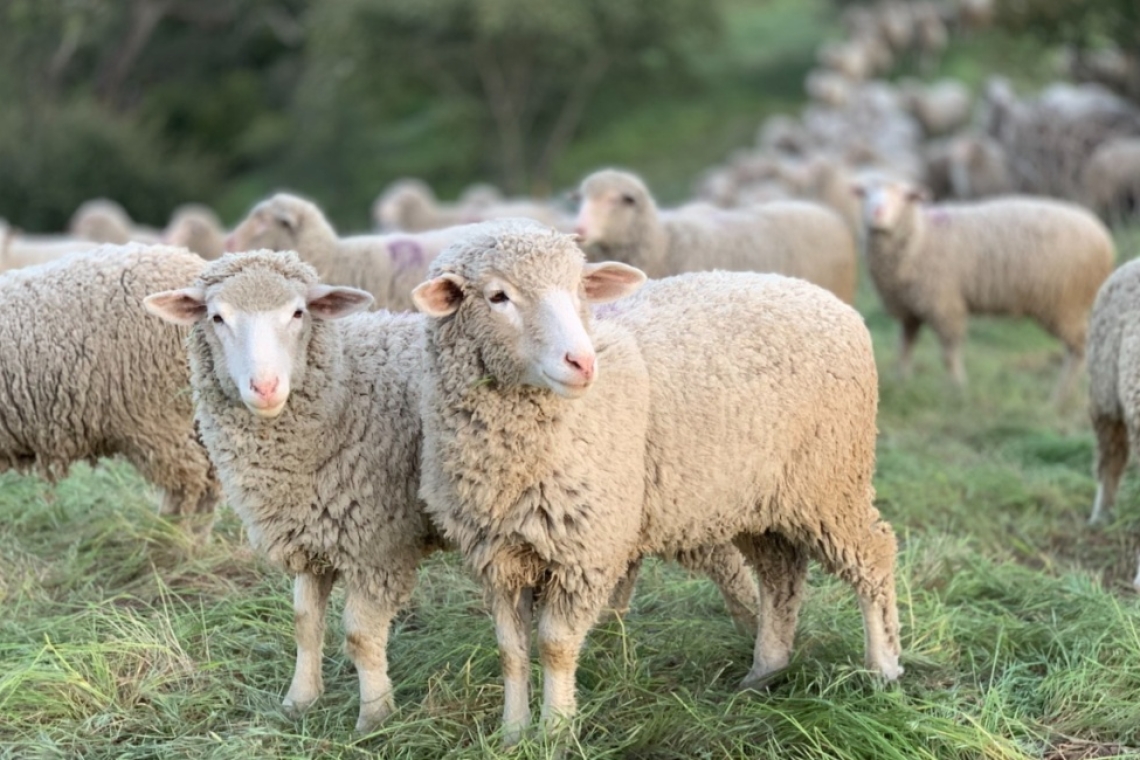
925 208 952 227
389 239 425 272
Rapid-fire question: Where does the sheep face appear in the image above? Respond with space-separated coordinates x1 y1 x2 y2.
145 271 372 417
414 230 644 399
226 197 307 253
575 171 651 255
854 179 924 232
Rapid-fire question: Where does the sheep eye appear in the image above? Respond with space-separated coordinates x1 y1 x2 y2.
293 309 304 319
211 314 224 325
488 291 509 304
620 194 636 206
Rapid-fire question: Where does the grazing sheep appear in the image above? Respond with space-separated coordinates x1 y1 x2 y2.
165 204 226 259
414 220 901 743
144 249 762 730
1087 258 1140 593
227 192 477 311
1 245 219 534
1082 137 1140 222
900 79 972 137
372 178 470 232
576 169 858 303
855 175 1115 398
69 198 161 244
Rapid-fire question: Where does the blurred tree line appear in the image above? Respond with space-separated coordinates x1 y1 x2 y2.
0 0 718 231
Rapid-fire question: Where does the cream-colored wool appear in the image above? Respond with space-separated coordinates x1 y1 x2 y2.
0 245 218 532
577 169 858 303
1082 138 1140 222
165 204 226 259
1085 259 1140 589
227 192 478 311
858 176 1115 397
373 178 472 232
415 220 900 744
69 198 162 245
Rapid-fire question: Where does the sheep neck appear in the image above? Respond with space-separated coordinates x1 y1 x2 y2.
865 204 925 291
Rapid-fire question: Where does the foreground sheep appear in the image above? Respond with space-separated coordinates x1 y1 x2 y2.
855 175 1115 397
576 169 858 303
145 249 760 731
227 192 477 311
414 220 901 744
1 245 219 533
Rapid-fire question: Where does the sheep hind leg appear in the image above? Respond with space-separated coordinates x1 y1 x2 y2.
821 519 903 681
1090 415 1129 525
734 532 808 689
283 570 335 717
493 586 534 747
675 543 761 637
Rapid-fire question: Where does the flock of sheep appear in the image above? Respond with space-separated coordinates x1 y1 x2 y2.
3 0 1140 746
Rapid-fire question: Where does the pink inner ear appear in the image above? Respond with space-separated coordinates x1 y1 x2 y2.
144 289 206 325
307 286 373 319
413 276 464 316
583 263 645 303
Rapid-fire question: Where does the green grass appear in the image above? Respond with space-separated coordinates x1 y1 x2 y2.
3 228 1140 759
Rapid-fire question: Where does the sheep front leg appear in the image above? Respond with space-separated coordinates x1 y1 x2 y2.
493 587 534 747
343 582 405 733
898 316 922 381
283 570 335 716
536 578 610 736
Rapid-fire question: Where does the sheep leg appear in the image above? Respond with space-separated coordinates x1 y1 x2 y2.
283 570 335 717
1051 346 1083 406
734 532 807 688
898 316 922 380
493 586 534 747
820 519 903 680
1090 415 1129 525
536 581 603 736
934 328 967 387
605 558 642 619
344 582 404 732
675 544 761 637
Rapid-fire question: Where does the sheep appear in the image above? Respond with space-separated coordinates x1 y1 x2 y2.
1082 137 1140 223
165 204 226 259
947 135 1015 200
144 249 763 731
899 79 972 137
372 178 470 232
1 244 219 535
0 230 99 272
1087 258 1140 591
575 169 858 304
854 175 1115 399
226 192 477 311
69 198 162 244
806 69 854 108
412 219 902 743
818 40 873 81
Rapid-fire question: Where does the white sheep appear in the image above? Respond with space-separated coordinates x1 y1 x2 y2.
69 198 162 244
372 178 471 232
1087 257 1140 593
947 134 1015 199
0 230 101 272
899 79 972 137
164 203 226 260
806 68 854 108
1 244 219 534
413 220 902 744
576 169 858 304
1082 137 1140 222
854 175 1115 399
226 192 477 311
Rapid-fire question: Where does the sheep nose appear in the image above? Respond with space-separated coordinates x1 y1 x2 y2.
250 376 280 399
565 352 595 381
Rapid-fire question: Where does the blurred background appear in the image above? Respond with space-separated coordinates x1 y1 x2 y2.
0 0 1136 233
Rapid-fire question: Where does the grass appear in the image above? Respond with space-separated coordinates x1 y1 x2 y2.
3 231 1140 759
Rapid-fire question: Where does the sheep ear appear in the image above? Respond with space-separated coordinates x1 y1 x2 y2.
144 288 207 325
412 273 466 317
306 285 373 320
582 262 646 304
273 206 300 232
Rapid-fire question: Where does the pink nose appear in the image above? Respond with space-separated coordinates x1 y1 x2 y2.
565 352 595 382
250 376 279 399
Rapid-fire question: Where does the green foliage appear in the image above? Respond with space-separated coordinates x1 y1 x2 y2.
995 0 1140 51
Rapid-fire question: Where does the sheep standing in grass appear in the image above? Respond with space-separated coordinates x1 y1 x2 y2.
855 175 1115 398
1086 259 1140 590
414 220 901 744
226 192 477 311
576 169 858 304
144 249 760 731
1 245 219 534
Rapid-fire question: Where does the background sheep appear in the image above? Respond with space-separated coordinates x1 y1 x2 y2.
164 204 227 259
373 178 472 232
855 175 1115 398
1084 259 1140 590
576 169 858 303
1082 137 1140 223
227 192 476 311
145 249 762 731
1 245 219 535
413 220 901 743
69 198 161 245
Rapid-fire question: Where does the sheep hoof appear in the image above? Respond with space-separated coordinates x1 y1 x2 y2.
281 695 318 719
355 702 395 734
737 668 789 693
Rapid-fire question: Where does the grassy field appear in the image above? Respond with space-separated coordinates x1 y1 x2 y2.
2 227 1139 759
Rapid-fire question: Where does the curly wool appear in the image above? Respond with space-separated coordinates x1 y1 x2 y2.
579 170 857 303
188 250 442 600
0 244 219 521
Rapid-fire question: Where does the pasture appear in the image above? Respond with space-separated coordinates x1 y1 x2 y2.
2 227 1139 760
